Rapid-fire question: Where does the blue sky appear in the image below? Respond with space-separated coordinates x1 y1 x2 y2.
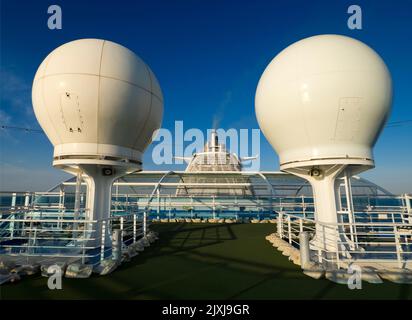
0 0 411 193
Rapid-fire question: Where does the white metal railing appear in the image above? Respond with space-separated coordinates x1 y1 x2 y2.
1 191 410 267
0 207 146 266
276 210 412 269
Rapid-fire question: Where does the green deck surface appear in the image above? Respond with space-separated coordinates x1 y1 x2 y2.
1 223 411 300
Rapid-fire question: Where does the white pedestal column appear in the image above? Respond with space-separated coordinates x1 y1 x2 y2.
286 165 347 254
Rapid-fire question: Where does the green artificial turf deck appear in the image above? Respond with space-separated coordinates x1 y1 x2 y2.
1 223 411 300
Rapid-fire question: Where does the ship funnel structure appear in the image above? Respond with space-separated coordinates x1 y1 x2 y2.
208 130 219 151
255 35 392 256
32 39 164 246
176 129 254 196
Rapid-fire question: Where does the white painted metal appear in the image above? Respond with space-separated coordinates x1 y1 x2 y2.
255 35 393 257
343 171 358 248
32 39 163 164
299 231 311 269
31 39 164 246
255 34 392 169
277 211 412 269
404 194 412 224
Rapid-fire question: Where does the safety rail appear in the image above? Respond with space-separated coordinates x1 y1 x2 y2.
1 191 410 268
0 208 147 266
276 211 412 269
2 192 410 218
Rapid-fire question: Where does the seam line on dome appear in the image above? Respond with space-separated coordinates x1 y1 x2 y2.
133 63 154 149
41 52 64 145
36 73 163 101
97 40 106 150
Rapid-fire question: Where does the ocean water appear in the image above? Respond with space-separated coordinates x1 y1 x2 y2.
0 193 407 220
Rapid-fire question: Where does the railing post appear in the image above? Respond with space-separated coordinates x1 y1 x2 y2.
157 188 160 216
343 171 357 248
393 225 403 269
120 217 124 243
301 196 306 219
74 172 82 239
59 187 65 229
143 211 147 237
112 229 122 263
82 221 87 264
24 193 30 208
335 227 341 269
100 220 106 261
11 192 16 209
133 213 137 243
212 195 216 219
9 192 16 239
277 212 283 238
299 231 311 269
288 215 292 244
404 194 412 224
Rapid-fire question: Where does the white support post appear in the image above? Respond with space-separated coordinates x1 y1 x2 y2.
143 211 147 237
301 195 306 219
393 225 403 269
299 231 311 269
126 194 129 215
112 229 122 263
191 196 194 218
10 192 16 239
288 215 292 244
24 193 30 208
285 165 351 254
11 192 16 209
335 229 341 269
133 214 137 243
212 195 216 219
157 188 160 216
22 193 30 236
120 217 124 243
100 220 106 261
74 172 82 239
404 194 412 225
59 186 65 229
115 183 119 214
343 170 357 248
277 212 283 238
168 195 171 220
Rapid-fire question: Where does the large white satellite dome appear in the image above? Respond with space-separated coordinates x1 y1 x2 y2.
255 34 392 170
32 38 163 167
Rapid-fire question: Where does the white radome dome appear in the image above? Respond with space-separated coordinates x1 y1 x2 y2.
255 35 392 170
32 39 163 166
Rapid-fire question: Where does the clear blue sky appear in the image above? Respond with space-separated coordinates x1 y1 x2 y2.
1 0 411 193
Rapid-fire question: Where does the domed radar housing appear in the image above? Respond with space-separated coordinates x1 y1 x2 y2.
32 39 164 247
255 34 392 171
32 39 163 170
255 35 392 254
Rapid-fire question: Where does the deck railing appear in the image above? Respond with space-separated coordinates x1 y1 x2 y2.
276 210 412 269
1 191 410 267
0 205 146 266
